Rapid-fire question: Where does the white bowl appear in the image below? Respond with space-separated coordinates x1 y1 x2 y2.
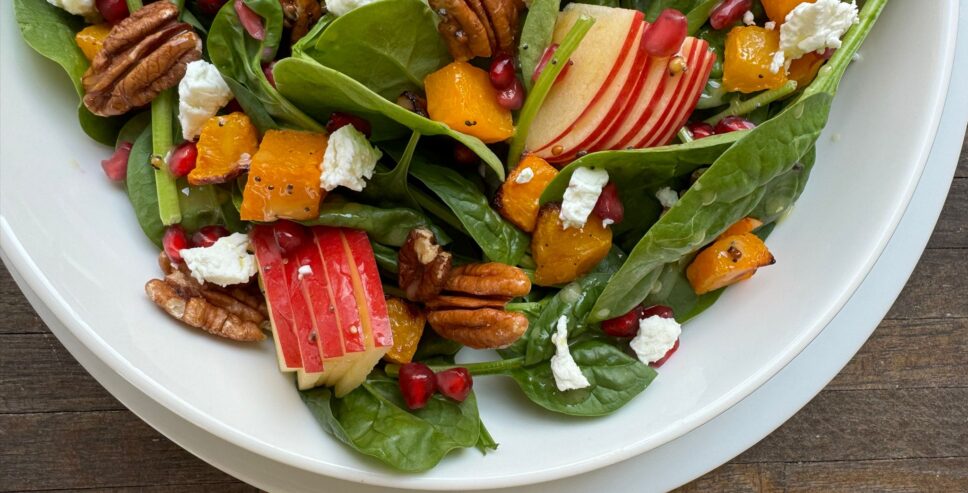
0 1 958 490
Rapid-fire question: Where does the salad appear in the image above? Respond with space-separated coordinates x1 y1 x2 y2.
15 0 885 472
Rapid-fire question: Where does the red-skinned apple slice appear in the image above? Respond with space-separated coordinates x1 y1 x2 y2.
313 227 367 354
591 47 673 152
636 42 714 148
250 226 302 372
525 5 641 155
276 228 326 388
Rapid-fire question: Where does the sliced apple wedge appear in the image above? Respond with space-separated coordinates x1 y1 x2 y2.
250 226 302 372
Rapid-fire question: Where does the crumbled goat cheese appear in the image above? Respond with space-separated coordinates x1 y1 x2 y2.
559 167 609 229
178 60 234 140
655 187 679 209
325 0 378 16
602 218 614 228
770 0 859 73
630 315 681 364
46 0 99 21
297 265 313 279
515 167 535 184
765 21 777 31
743 10 756 26
320 125 383 192
550 316 591 391
180 233 258 288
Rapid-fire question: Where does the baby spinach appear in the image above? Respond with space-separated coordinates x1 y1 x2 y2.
364 132 422 210
510 340 656 416
14 0 126 146
685 0 719 34
524 273 610 365
518 0 561 92
300 373 484 472
409 159 529 265
125 128 164 248
370 242 399 274
299 201 450 247
751 146 816 224
273 57 506 179
293 0 449 100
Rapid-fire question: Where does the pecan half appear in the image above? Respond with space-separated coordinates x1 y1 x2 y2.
444 263 531 298
281 0 324 44
82 1 202 116
398 228 452 302
428 309 528 349
430 0 492 61
424 294 509 310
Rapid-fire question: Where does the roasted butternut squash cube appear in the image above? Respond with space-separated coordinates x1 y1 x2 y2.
787 51 827 89
425 61 514 144
718 216 764 240
762 0 809 24
383 297 425 364
75 24 111 62
686 233 775 295
532 203 612 286
495 155 559 233
240 129 327 222
189 112 260 185
723 27 788 93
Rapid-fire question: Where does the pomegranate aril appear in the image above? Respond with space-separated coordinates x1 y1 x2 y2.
262 61 276 88
273 220 310 254
496 78 524 111
532 44 572 83
196 0 229 16
435 367 473 402
602 305 646 338
223 98 244 114
453 142 479 166
234 0 265 40
714 115 757 134
168 141 198 178
643 9 688 58
489 53 516 90
192 225 231 248
686 121 716 140
101 142 132 181
326 112 372 138
398 362 437 410
96 0 129 24
163 225 192 264
593 182 624 225
650 338 679 367
641 304 675 320
709 0 753 30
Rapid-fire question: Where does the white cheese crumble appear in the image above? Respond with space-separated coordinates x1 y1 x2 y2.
320 125 383 192
180 233 258 288
559 167 608 229
46 0 99 21
515 167 535 184
630 315 681 364
743 10 756 26
765 21 777 31
655 187 679 209
550 316 591 391
325 0 378 16
602 218 614 228
297 265 313 279
178 60 234 141
770 0 859 74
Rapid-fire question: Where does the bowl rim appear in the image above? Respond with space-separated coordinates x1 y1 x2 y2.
0 2 959 489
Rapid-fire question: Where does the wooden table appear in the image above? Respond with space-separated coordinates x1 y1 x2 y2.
1 134 965 492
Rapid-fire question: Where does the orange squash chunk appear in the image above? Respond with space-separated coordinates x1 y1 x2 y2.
787 51 827 89
495 155 559 233
718 217 764 240
189 112 260 186
383 297 425 364
425 61 514 144
686 233 775 295
240 129 327 222
75 24 111 62
723 27 788 94
531 203 612 286
762 0 809 24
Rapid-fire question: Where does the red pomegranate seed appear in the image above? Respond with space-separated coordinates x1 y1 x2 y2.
196 0 229 15
453 142 479 166
532 44 573 83
496 78 524 111
326 112 372 138
650 339 680 367
398 362 437 410
163 225 191 264
593 182 624 225
223 99 244 114
262 61 276 87
602 305 646 338
234 0 265 40
168 141 198 178
273 221 309 254
643 9 688 58
192 225 231 248
641 304 675 320
714 115 757 134
96 0 129 24
101 142 132 182
686 121 716 140
709 0 753 30
435 367 473 402
489 53 517 90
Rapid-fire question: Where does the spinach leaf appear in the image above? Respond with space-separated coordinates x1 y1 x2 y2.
524 273 611 365
695 26 726 80
125 128 164 248
299 201 450 246
510 340 656 416
476 422 499 454
409 159 529 265
116 112 152 147
413 331 464 362
518 0 561 92
273 56 506 180
177 182 226 232
685 0 719 34
293 0 449 100
363 132 422 210
642 0 700 21
371 242 399 274
14 0 126 146
751 145 816 224
300 373 483 472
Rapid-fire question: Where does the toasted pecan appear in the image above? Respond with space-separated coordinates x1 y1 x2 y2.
427 308 528 349
444 263 531 298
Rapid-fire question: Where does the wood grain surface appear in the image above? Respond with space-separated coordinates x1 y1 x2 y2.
1 134 965 492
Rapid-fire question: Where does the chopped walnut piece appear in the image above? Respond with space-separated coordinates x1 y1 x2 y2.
398 228 453 302
427 309 528 349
